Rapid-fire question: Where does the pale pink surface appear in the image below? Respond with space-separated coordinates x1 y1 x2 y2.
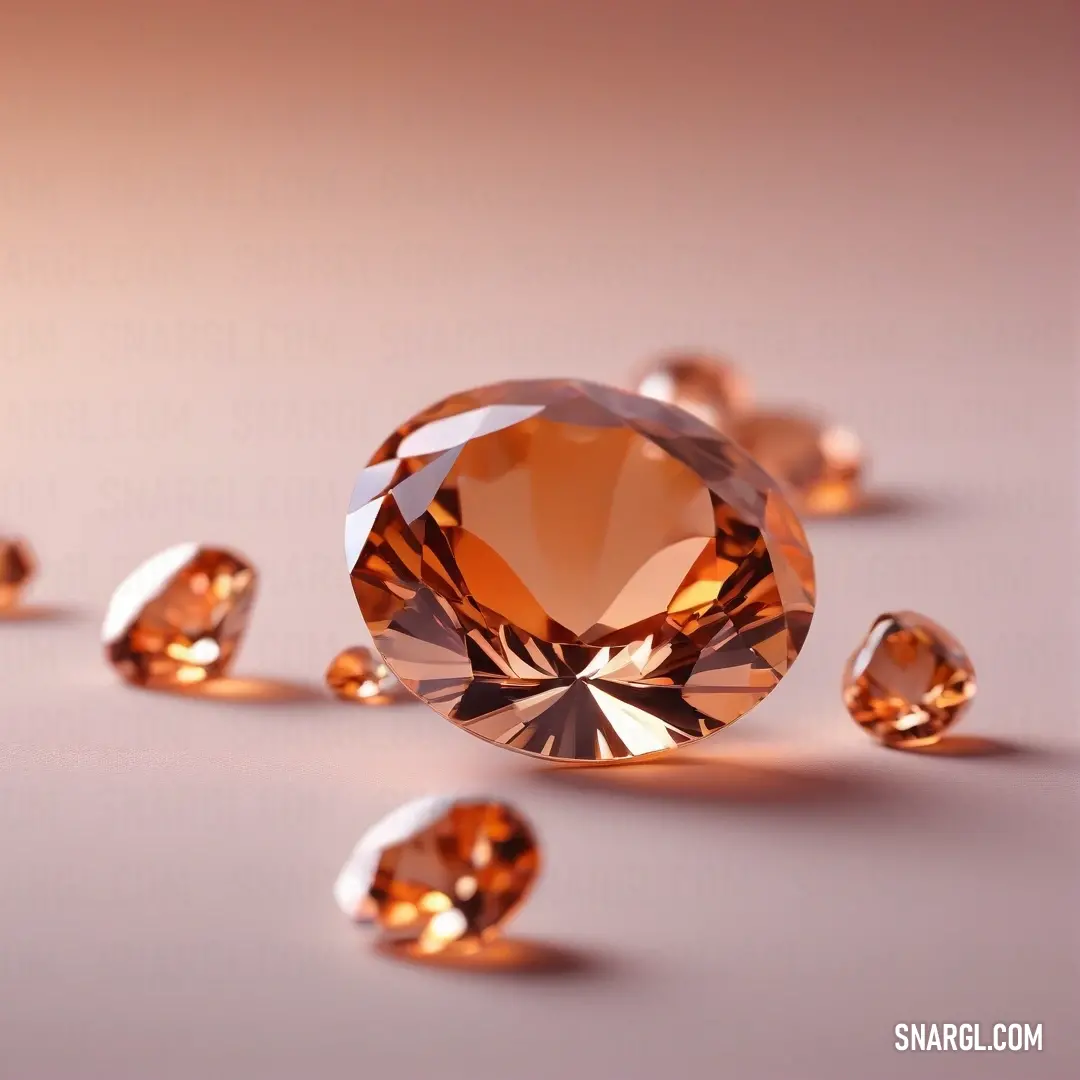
0 3 1076 1078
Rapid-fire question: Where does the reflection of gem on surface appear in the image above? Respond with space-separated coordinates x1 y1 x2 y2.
334 795 539 954
102 543 257 688
634 352 749 432
731 411 863 516
346 379 815 764
843 611 976 748
325 645 401 704
0 537 36 610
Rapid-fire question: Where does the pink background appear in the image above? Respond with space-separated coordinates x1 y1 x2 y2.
1 2 1076 1077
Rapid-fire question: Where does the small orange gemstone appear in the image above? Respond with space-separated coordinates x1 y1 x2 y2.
326 646 401 703
102 543 257 688
334 796 539 954
732 411 863 515
0 537 36 611
843 611 976 747
634 353 750 431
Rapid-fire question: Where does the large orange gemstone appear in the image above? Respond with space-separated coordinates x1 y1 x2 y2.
346 380 815 763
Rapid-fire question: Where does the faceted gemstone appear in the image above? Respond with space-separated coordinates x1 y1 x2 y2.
0 537 36 611
334 795 539 954
843 611 976 747
634 352 749 432
102 543 257 688
326 645 402 704
345 379 815 763
731 411 863 516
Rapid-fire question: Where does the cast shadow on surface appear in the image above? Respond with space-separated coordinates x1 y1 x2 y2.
899 735 1033 759
0 604 82 624
174 676 327 705
374 937 610 981
525 751 879 810
812 488 946 522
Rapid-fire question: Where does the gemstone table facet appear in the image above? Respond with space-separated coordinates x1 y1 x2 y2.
102 543 257 688
334 795 539 954
346 379 815 763
843 611 976 747
0 537 36 611
326 645 401 704
731 410 863 516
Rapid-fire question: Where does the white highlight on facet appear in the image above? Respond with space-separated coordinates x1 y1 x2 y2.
347 458 399 514
187 638 221 664
588 683 679 755
424 908 468 946
333 795 480 922
595 729 615 760
636 373 670 401
345 496 385 571
101 542 199 643
852 615 895 678
820 424 862 467
397 404 545 458
455 875 479 901
637 372 716 425
391 445 463 525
